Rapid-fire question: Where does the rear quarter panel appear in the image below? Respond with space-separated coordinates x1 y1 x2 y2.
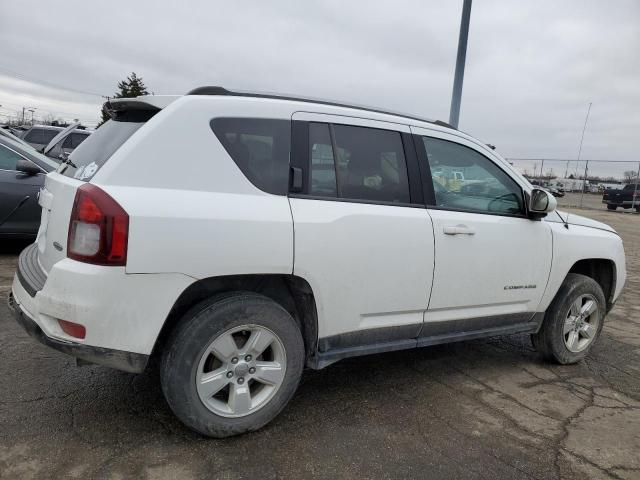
92 96 295 278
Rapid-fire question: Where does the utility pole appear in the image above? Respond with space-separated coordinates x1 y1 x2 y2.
632 162 640 210
578 103 592 208
449 0 472 128
21 107 26 125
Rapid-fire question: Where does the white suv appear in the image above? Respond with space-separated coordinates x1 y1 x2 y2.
9 87 626 437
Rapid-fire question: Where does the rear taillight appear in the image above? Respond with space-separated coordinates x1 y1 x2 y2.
67 184 128 266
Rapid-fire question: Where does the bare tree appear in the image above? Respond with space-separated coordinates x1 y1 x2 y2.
623 170 638 184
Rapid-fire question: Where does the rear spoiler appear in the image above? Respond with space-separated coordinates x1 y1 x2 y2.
102 96 178 122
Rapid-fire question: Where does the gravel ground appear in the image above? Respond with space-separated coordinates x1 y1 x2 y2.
0 207 638 480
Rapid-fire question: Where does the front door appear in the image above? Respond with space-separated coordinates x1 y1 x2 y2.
411 126 553 338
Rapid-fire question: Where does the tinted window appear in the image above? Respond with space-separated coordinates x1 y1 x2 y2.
24 128 59 145
0 144 24 170
309 123 337 197
62 132 90 149
422 137 523 215
211 118 291 195
59 120 144 180
330 124 410 204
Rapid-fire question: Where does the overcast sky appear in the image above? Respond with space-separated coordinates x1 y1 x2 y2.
1 0 638 173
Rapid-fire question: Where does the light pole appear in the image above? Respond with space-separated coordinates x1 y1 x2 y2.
578 103 592 208
449 0 472 129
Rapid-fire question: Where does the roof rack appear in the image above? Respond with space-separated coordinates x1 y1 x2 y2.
186 86 455 130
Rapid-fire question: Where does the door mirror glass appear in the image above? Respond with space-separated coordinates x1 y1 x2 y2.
529 188 557 215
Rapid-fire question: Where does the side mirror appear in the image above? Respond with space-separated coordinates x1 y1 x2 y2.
15 159 41 176
528 188 557 218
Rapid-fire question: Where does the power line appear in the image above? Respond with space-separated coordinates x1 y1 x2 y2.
0 66 106 98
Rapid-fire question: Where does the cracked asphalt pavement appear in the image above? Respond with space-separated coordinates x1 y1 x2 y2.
1 208 639 480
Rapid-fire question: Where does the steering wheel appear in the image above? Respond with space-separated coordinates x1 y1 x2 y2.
488 193 518 213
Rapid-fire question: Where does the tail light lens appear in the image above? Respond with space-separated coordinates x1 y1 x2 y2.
67 184 129 266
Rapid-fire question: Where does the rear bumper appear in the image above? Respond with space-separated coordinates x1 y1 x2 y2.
11 244 194 369
7 290 149 373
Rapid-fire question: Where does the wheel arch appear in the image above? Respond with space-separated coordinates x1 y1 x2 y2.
151 274 319 366
566 258 616 311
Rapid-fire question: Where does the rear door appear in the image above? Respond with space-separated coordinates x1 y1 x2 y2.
411 126 552 337
289 113 434 353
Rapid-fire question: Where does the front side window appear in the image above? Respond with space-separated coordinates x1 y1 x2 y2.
211 118 291 195
423 137 523 215
0 144 24 170
308 123 410 204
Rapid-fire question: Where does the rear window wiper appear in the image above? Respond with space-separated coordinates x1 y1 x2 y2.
61 157 78 169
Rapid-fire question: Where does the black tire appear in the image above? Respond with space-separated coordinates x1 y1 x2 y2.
607 204 617 210
531 273 606 364
160 292 304 437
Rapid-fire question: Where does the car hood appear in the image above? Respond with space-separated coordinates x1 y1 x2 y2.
549 210 617 234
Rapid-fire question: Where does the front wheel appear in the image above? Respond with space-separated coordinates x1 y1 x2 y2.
160 293 304 437
607 204 617 210
531 273 606 364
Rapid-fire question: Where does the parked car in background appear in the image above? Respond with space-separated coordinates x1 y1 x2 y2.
0 136 57 237
530 180 565 198
602 184 640 211
545 186 564 198
20 125 65 150
9 88 626 438
45 130 92 161
20 125 91 157
0 126 33 148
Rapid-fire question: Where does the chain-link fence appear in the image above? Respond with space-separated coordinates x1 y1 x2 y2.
506 158 640 211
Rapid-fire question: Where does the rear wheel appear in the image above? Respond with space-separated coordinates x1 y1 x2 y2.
531 273 605 364
160 293 304 437
607 204 617 210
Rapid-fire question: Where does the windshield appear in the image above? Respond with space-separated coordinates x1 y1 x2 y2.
58 120 145 180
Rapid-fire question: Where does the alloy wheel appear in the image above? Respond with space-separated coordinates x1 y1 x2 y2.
195 324 287 418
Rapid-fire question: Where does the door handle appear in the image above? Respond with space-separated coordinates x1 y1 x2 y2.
443 224 475 235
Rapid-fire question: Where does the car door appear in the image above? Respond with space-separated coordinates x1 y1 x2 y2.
289 113 434 361
0 144 45 235
410 126 553 340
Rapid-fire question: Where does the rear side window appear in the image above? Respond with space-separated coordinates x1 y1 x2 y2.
59 120 144 180
308 123 410 204
309 123 337 197
24 128 59 145
211 118 291 195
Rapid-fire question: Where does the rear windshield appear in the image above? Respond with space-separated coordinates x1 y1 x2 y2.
24 128 60 145
59 120 144 180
